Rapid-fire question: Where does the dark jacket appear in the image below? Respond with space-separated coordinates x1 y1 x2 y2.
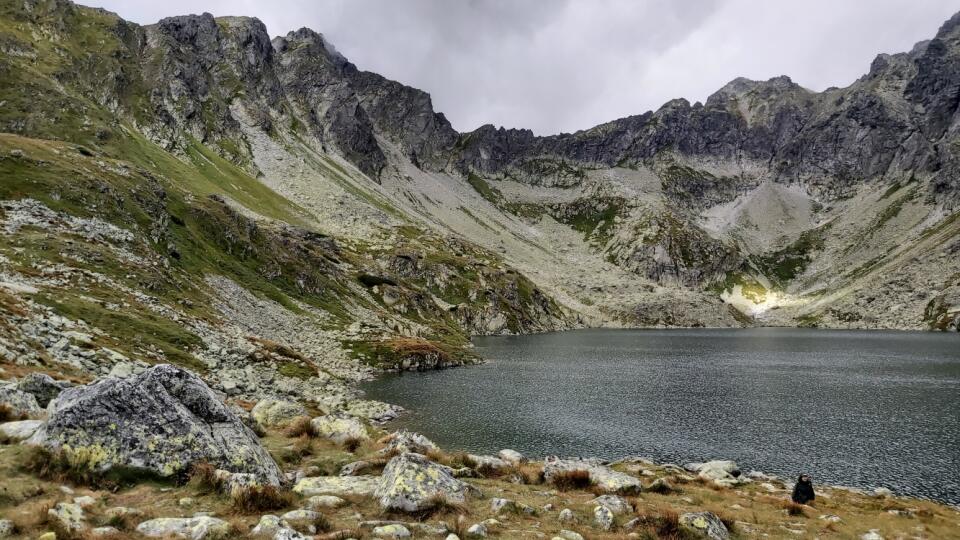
792 476 815 504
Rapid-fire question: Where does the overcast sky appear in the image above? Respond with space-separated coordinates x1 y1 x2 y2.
87 0 957 135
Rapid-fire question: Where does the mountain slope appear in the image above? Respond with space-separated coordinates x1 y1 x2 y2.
0 0 957 411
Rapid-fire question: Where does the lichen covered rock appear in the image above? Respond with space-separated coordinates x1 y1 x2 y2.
27 364 282 484
543 456 642 495
679 511 730 540
0 385 41 417
251 399 307 428
136 516 232 539
374 452 476 512
293 475 380 497
310 415 368 443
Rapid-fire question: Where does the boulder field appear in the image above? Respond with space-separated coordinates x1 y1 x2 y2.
2 364 958 539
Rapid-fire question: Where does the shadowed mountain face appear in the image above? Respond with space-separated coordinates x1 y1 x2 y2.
0 0 958 347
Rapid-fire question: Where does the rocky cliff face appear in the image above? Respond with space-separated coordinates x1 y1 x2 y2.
0 0 958 342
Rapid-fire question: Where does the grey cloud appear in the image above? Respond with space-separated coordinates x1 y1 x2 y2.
88 0 958 135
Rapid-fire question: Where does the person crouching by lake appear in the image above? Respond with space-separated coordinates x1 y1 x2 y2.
792 473 815 504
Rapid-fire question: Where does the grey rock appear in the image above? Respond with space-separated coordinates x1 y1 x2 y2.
590 495 632 514
378 429 438 455
16 372 68 407
372 524 411 538
374 453 476 513
294 475 379 497
251 398 307 428
48 502 85 534
679 512 730 540
310 415 368 443
543 456 642 495
27 364 282 484
136 516 232 539
465 523 487 538
0 419 43 441
593 505 614 531
0 385 41 417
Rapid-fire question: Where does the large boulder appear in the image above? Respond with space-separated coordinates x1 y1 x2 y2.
27 364 282 485
0 385 41 417
543 457 642 495
374 453 476 513
679 512 730 540
16 372 69 407
251 399 307 428
310 415 368 443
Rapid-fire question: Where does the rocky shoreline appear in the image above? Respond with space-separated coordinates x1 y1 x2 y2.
2 363 958 540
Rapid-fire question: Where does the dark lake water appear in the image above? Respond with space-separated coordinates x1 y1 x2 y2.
361 328 960 504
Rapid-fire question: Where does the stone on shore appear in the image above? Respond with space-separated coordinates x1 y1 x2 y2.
310 415 369 443
679 512 730 540
497 449 526 464
378 429 438 455
691 461 743 487
374 453 476 513
543 456 642 495
27 364 282 485
251 399 307 428
136 516 232 539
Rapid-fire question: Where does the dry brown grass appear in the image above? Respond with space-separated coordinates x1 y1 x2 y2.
187 460 222 494
284 416 315 438
342 436 364 454
0 403 26 422
782 501 808 517
633 507 697 540
550 469 593 491
230 484 294 514
383 337 451 364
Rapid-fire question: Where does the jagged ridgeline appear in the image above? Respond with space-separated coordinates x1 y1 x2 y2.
0 0 958 393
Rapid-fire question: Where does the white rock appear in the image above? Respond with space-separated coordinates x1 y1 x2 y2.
497 449 525 464
590 495 632 514
305 495 346 509
251 399 307 428
558 530 585 540
0 419 43 441
558 508 575 523
861 531 884 540
73 495 96 508
372 523 411 538
310 415 368 444
136 516 232 539
466 523 487 537
90 526 121 537
293 475 379 497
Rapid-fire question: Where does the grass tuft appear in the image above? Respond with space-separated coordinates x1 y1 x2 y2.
230 484 294 514
550 469 593 491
